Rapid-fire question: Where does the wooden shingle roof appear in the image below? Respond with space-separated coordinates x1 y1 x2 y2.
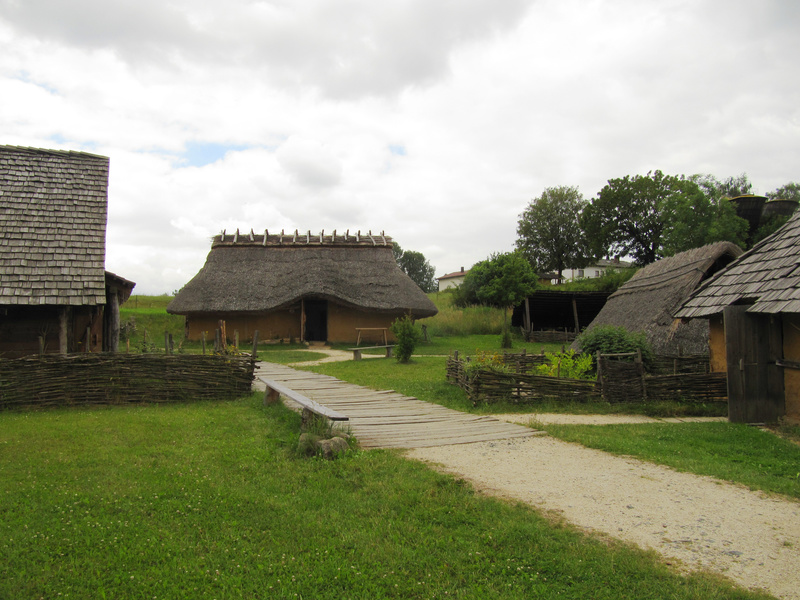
677 210 800 317
0 146 109 306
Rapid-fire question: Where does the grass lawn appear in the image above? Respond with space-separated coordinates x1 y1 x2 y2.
535 421 800 500
0 397 772 600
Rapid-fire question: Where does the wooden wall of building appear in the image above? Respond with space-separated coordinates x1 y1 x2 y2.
708 314 727 373
183 302 409 345
0 306 103 357
782 314 800 424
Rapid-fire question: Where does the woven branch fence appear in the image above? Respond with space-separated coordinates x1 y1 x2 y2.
447 351 727 406
0 354 255 411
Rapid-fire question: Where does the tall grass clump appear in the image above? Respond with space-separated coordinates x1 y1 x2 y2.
425 292 505 336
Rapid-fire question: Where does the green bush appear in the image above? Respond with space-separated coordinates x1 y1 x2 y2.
575 325 654 370
535 350 594 380
390 314 422 363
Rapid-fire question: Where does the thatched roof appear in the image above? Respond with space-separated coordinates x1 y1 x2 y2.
677 210 800 317
578 242 743 354
0 146 110 306
167 230 438 318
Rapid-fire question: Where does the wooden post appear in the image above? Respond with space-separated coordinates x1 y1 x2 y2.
219 320 227 349
165 331 170 354
85 327 91 353
637 348 647 401
201 331 206 355
572 297 580 334
59 308 69 355
251 330 260 359
234 330 239 349
38 335 45 355
108 291 120 352
169 333 174 354
596 352 603 399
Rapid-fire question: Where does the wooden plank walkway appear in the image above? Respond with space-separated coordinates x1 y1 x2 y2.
255 362 542 449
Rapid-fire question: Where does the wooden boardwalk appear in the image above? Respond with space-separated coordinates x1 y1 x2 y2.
255 362 541 449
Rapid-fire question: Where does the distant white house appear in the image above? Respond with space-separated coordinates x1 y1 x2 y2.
557 258 632 283
437 267 470 290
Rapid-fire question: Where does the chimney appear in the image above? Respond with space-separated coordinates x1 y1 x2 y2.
460 266 464 273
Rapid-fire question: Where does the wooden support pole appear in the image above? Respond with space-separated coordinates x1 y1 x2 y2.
108 291 120 352
59 308 69 355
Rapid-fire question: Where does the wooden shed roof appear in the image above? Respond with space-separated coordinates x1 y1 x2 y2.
167 229 438 318
676 210 800 317
0 146 109 306
580 242 743 354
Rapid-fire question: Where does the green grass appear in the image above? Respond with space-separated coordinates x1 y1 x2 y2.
0 398 772 600
536 422 800 500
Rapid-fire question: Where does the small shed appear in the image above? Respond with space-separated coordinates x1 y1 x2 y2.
0 146 135 357
677 212 800 424
511 290 612 339
577 242 743 355
167 230 438 344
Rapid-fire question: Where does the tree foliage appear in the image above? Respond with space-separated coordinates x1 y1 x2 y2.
516 185 589 279
582 170 748 266
465 251 538 348
767 182 800 202
392 243 437 293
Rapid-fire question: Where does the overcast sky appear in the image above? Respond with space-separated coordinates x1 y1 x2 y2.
2 0 798 294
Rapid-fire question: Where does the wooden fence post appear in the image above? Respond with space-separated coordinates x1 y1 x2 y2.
637 349 647 401
596 352 603 399
201 331 206 355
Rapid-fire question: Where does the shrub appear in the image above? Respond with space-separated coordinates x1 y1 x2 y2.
390 314 422 363
575 325 654 370
534 350 594 380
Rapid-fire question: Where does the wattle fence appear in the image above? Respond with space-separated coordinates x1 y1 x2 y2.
446 350 727 406
0 353 255 410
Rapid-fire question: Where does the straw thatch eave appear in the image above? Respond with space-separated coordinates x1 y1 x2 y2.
577 242 743 354
167 243 437 318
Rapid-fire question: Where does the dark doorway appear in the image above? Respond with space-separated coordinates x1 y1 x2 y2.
724 305 785 423
304 299 328 342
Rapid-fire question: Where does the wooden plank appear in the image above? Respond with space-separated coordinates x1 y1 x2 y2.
256 362 542 447
258 377 349 421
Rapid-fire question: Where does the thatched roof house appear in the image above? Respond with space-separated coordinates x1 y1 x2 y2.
168 229 437 344
676 211 800 423
576 242 743 355
0 146 135 356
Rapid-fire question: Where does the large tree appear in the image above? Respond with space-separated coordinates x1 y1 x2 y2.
516 185 589 280
466 251 538 347
582 170 747 266
767 182 800 202
392 243 437 293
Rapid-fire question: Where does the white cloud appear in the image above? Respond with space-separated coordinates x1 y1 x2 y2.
1 0 799 293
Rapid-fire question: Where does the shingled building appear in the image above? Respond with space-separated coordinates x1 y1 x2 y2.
168 229 437 344
0 146 135 357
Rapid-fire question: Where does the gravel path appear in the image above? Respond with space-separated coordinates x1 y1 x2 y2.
407 419 800 600
283 349 799 597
